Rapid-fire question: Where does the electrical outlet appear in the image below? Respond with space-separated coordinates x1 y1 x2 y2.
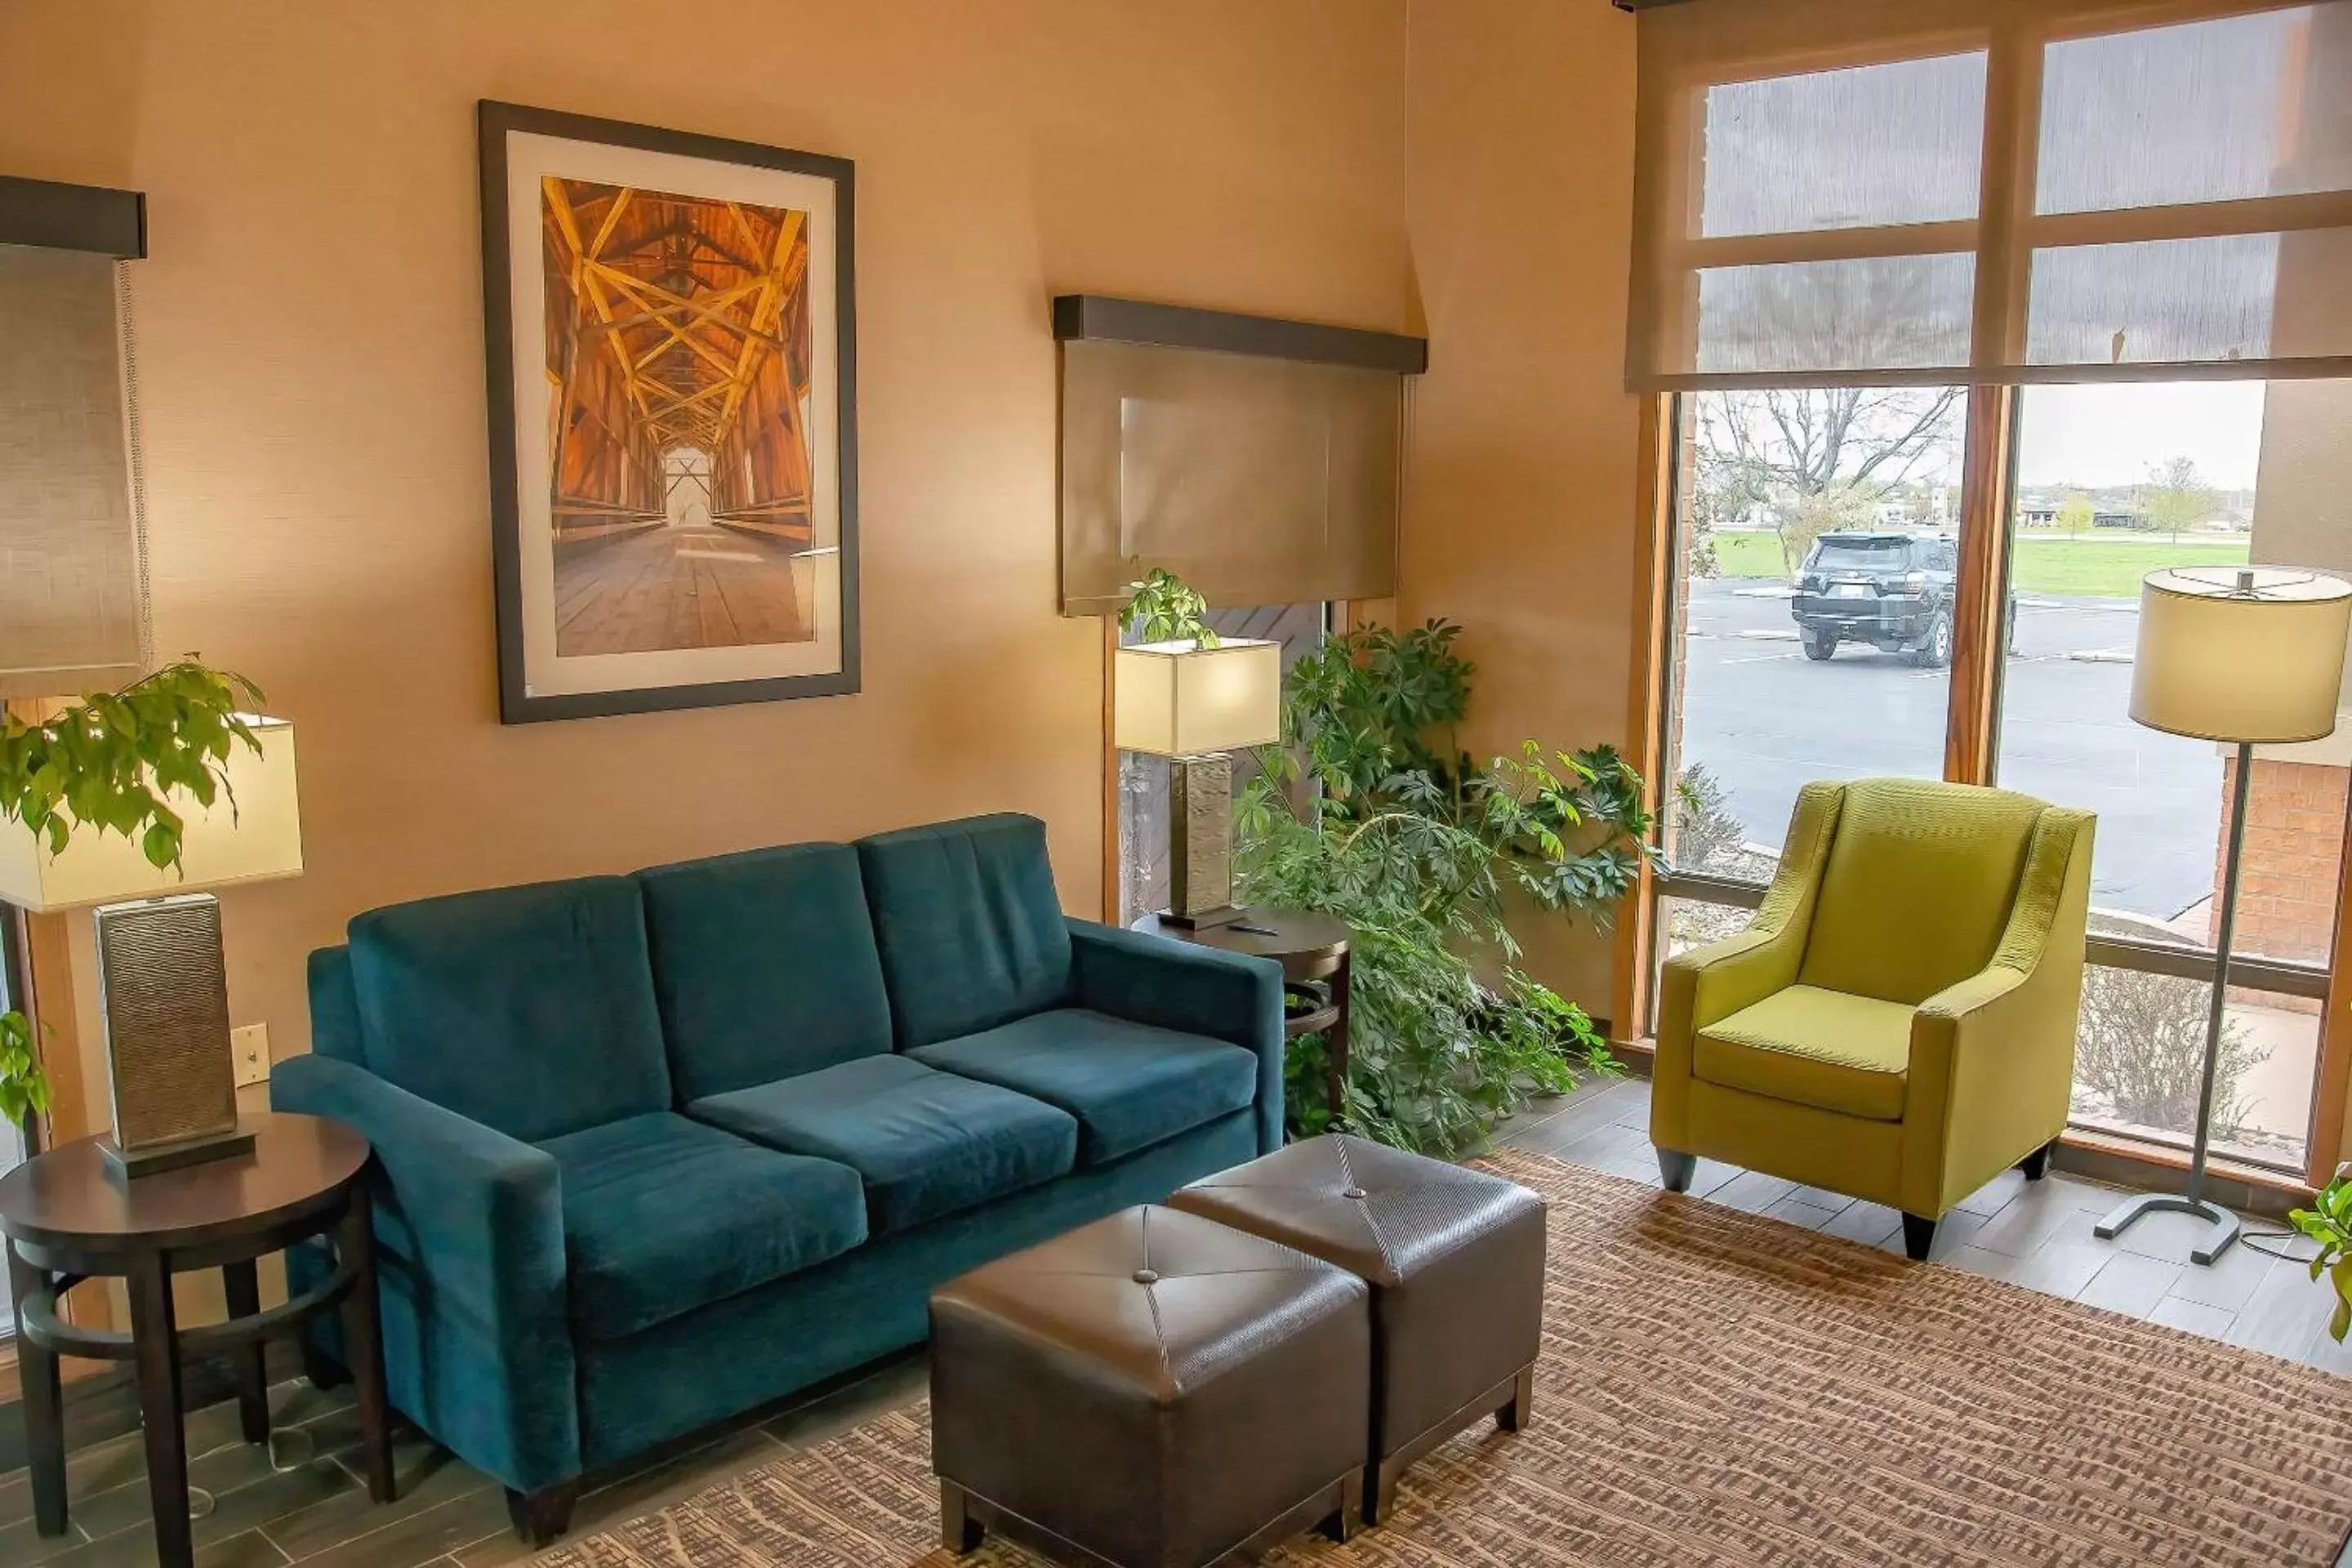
231 1023 271 1087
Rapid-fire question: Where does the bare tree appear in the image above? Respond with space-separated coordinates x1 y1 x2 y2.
1694 387 1963 571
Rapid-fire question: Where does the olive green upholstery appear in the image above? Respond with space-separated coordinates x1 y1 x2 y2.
1652 778 2094 1225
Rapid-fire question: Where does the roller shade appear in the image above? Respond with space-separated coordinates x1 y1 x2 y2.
0 202 147 697
1628 0 2352 390
1056 296 1419 616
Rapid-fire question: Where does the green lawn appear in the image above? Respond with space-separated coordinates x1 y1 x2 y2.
1707 529 2249 599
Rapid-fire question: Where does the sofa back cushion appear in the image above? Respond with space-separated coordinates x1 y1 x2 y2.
638 843 896 1101
855 813 1071 1049
1798 778 2043 1006
346 876 672 1143
307 947 366 1065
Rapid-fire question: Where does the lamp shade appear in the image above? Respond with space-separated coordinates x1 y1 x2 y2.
0 715 303 913
2132 568 2352 745
1114 639 1283 757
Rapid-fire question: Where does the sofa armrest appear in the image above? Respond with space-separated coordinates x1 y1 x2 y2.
1067 919 1288 1153
270 1053 580 1490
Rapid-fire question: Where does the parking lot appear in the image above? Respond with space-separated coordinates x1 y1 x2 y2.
1677 577 2222 924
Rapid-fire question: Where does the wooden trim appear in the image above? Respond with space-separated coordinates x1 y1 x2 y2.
1945 385 2015 786
1049 296 1428 375
2027 189 2352 250
1100 614 1121 924
2057 1125 2313 1215
1613 394 1678 1044
2305 773 2352 1186
0 174 145 258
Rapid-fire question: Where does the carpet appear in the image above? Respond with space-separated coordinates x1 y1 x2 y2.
537 1150 2352 1566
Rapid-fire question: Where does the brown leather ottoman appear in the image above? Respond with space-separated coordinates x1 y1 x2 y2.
1169 1134 1545 1525
930 1204 1370 1568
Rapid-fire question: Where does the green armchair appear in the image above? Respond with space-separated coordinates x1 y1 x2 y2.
1651 777 2094 1259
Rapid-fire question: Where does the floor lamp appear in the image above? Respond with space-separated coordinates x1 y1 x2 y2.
2096 567 2352 1266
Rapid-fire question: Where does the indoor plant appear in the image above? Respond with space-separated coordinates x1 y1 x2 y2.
2290 1172 2352 1343
0 659 267 1133
1241 619 1651 1155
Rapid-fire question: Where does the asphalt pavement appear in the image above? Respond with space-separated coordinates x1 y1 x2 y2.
1676 578 2221 923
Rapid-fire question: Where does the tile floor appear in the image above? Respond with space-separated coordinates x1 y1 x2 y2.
2 1072 2341 1567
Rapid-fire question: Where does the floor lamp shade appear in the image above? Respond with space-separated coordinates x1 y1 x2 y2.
0 716 302 1175
2132 568 2352 745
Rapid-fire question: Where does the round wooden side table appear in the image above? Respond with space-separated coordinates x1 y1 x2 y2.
1133 907 1352 1129
0 1111 393 1567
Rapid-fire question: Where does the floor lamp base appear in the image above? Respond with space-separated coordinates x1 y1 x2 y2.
2094 1190 2241 1267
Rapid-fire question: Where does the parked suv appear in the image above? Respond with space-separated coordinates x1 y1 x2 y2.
1791 532 1956 666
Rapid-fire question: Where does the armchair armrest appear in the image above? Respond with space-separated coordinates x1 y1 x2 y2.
270 1053 580 1491
1067 918 1287 1153
1651 782 1844 1152
1901 805 2095 1215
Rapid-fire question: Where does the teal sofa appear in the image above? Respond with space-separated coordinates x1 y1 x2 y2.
272 813 1284 1542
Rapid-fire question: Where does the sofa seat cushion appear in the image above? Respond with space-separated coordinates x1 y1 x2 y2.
1695 986 1913 1122
688 1055 1079 1236
537 1112 867 1340
910 1009 1258 1165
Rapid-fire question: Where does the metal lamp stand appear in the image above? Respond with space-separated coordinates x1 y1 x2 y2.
2094 739 2252 1267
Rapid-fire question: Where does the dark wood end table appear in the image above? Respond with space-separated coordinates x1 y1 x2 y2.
1132 907 1352 1129
0 1111 393 1566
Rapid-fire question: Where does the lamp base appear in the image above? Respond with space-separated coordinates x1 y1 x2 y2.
1156 906 1248 932
2093 1190 2241 1266
1167 754 1236 921
100 1117 259 1180
94 893 245 1175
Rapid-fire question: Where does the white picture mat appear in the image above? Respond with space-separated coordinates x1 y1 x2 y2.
504 129 843 698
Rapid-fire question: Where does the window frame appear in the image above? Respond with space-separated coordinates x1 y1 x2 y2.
1625 385 2352 1192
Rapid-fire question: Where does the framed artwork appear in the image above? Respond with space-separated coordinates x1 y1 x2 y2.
478 101 858 723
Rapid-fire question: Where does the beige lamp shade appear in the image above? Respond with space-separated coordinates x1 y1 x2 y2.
1114 639 1282 758
0 715 304 913
2132 569 2352 746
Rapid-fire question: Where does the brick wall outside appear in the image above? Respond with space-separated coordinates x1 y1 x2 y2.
2214 756 2348 975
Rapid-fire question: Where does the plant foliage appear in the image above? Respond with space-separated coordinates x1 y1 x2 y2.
1118 568 1219 646
2291 1173 2352 1344
1236 618 1654 1156
0 658 264 1131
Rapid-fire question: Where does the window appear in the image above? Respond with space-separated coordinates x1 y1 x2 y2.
1116 603 1331 924
1656 389 1968 885
1995 381 2347 1172
1630 0 2352 1187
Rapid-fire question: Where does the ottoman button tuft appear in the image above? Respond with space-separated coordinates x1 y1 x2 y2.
1342 1187 1368 1200
1132 1268 1160 1285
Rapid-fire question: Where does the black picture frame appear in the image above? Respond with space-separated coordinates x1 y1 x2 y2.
478 100 860 724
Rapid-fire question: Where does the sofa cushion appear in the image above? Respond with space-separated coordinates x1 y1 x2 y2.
688 1054 1078 1236
537 1111 867 1340
911 1008 1258 1165
855 813 1071 1049
348 877 670 1143
639 843 895 1100
1694 985 1913 1122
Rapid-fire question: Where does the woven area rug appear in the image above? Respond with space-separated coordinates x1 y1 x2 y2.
538 1150 2352 1566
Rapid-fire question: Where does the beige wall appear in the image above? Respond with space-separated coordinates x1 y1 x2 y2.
0 0 1415 1123
1397 0 1645 1011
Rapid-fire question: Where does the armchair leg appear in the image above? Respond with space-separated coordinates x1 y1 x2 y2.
2016 1138 2057 1182
1900 1214 1938 1262
1656 1147 1697 1193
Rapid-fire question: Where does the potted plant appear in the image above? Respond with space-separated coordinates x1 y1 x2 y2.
2291 1171 2352 1343
0 660 267 1144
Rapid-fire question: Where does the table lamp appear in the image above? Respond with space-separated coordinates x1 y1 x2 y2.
1115 637 1282 929
0 715 303 1176
2096 568 2352 1265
